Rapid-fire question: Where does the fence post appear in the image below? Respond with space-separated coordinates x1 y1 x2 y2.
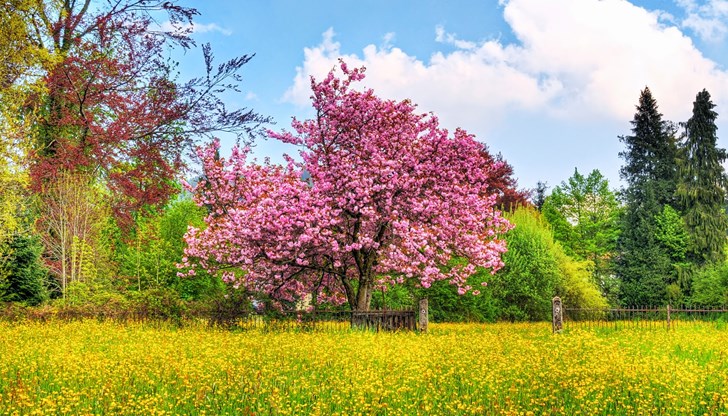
418 298 429 332
666 304 671 331
552 296 563 333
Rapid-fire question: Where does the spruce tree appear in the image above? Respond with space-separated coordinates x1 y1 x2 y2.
0 234 48 305
533 181 548 211
617 87 680 306
678 89 727 265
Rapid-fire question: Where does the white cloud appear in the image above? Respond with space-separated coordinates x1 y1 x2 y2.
159 21 232 36
676 0 728 42
434 25 478 50
282 26 561 129
282 0 728 136
382 32 396 50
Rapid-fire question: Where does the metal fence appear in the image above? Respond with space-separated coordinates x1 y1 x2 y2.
0 304 423 332
561 304 728 331
203 309 417 332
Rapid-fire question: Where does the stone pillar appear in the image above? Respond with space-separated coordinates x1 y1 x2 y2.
418 298 429 332
552 296 563 333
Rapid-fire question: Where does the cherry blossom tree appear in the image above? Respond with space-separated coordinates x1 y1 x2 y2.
182 62 512 311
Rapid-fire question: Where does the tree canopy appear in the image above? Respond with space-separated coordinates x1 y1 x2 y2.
1 0 270 226
182 63 512 311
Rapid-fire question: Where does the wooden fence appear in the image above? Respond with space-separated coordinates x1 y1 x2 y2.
552 297 728 332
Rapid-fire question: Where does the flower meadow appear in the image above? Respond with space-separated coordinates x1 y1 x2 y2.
0 321 726 415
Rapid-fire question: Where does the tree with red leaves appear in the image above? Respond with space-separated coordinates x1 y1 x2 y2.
1 1 268 296
18 0 269 226
480 149 531 212
182 63 512 311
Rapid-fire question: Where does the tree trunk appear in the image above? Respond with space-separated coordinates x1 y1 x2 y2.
355 276 373 311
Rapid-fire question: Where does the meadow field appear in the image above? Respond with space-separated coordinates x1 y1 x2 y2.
0 320 726 415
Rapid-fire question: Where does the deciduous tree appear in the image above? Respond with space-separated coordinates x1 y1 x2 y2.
542 168 620 301
36 172 109 298
182 63 512 311
117 196 219 299
480 150 531 212
5 0 269 226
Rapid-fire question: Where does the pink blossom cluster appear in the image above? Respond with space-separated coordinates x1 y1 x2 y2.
181 62 512 309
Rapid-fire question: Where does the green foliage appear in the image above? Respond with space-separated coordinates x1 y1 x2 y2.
490 208 561 320
554 249 608 311
416 268 499 322
369 283 416 311
617 88 681 306
654 205 690 263
677 89 728 265
0 167 27 244
487 207 607 320
0 233 48 305
426 286 499 323
117 196 222 300
542 168 620 300
690 260 728 307
617 197 673 306
128 287 187 322
653 205 693 302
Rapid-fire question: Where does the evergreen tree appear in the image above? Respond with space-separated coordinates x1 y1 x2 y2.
533 181 548 211
678 89 727 265
617 87 680 306
0 234 48 305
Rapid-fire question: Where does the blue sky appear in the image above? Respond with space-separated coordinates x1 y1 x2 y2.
165 0 728 193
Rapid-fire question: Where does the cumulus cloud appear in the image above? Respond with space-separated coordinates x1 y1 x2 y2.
282 0 728 134
282 27 561 130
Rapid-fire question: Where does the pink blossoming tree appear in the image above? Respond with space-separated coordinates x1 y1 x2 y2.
181 62 512 310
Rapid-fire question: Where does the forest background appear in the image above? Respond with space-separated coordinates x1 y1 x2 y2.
1 0 727 322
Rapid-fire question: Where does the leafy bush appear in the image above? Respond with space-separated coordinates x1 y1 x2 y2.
488 208 562 320
691 261 728 307
127 287 187 322
555 249 608 310
489 207 607 320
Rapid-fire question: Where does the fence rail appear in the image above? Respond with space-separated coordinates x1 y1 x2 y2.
0 303 427 332
553 297 728 331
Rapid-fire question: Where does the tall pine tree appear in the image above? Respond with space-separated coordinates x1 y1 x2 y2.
678 89 727 265
617 87 680 306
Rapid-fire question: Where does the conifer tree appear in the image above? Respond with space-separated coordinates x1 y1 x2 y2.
678 89 727 265
617 87 680 306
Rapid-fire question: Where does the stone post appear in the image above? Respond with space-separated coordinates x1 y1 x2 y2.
552 296 563 333
418 298 429 332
